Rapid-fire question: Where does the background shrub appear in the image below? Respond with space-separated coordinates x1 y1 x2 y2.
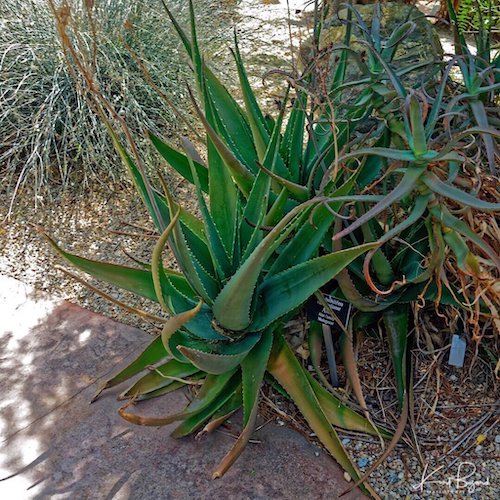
0 0 235 204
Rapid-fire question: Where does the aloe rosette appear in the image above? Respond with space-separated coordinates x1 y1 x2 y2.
45 1 500 496
43 1 396 495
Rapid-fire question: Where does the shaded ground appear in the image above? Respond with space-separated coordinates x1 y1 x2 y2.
0 275 364 499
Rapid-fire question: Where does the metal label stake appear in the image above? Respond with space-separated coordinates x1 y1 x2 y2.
322 323 339 387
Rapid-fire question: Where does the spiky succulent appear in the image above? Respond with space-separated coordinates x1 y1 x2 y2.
44 1 499 496
44 1 395 495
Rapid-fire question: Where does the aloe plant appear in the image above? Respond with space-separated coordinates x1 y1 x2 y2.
45 1 499 496
43 1 398 495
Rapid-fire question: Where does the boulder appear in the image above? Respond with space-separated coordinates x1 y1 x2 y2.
302 2 443 86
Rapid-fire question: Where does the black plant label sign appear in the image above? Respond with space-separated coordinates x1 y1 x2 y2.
306 294 352 330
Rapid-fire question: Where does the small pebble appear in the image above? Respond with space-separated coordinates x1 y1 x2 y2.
358 457 369 468
314 451 320 457
475 445 483 453
342 438 351 445
397 472 404 480
495 435 500 444
343 472 352 482
388 472 399 484
449 374 458 382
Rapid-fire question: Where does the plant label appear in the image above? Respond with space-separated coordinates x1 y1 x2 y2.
448 334 466 368
307 294 352 331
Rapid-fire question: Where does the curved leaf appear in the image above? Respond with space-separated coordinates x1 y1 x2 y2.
213 201 315 331
91 336 168 402
148 131 209 192
251 243 377 331
241 329 273 425
383 304 409 409
332 166 426 241
178 333 260 375
121 358 200 399
267 332 375 496
423 172 500 211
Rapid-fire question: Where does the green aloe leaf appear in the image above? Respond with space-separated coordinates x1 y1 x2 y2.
332 166 426 241
43 232 161 302
92 336 168 402
308 321 333 391
383 21 415 52
255 161 308 201
407 94 427 157
269 172 359 275
251 243 377 331
171 376 241 438
361 218 394 286
468 98 497 175
281 91 306 182
133 379 186 401
213 201 314 331
189 0 259 173
383 304 409 409
178 369 239 417
119 368 238 427
160 299 204 354
102 121 166 231
360 38 407 97
121 358 200 399
338 147 418 163
188 86 254 196
152 207 182 312
305 371 391 439
45 230 205 324
239 88 287 255
166 330 260 363
436 206 500 269
423 172 500 211
232 34 290 179
373 193 430 247
184 144 233 279
241 329 273 425
443 229 480 274
162 0 258 171
163 193 220 304
148 131 209 192
178 333 260 375
232 33 270 156
267 332 375 496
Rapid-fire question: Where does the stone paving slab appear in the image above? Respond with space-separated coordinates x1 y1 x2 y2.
0 275 365 499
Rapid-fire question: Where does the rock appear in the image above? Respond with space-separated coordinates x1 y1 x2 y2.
495 435 500 444
301 2 442 87
358 457 369 468
342 438 351 445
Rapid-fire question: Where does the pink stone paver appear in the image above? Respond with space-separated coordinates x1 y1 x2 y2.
0 275 366 499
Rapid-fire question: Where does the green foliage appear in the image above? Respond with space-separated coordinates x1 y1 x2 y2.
457 0 500 34
45 1 499 496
